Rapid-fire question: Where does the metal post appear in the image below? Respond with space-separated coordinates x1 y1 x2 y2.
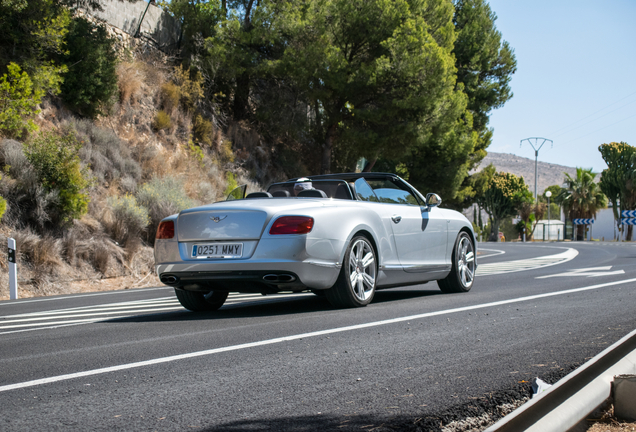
521 138 553 202
8 237 17 300
135 0 152 38
546 192 551 241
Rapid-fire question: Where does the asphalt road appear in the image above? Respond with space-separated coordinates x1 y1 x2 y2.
1 242 635 431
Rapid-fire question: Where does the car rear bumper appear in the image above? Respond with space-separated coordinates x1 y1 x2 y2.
155 236 344 292
155 260 341 292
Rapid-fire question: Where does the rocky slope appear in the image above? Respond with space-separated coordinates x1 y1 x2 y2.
474 152 579 195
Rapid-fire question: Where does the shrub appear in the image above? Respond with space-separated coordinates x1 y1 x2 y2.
220 140 234 163
13 229 63 272
23 131 90 223
71 119 141 185
61 17 119 118
0 63 42 138
153 110 172 131
117 62 143 104
107 194 150 246
223 172 239 196
0 194 6 221
193 115 213 146
160 82 180 113
173 65 204 112
188 140 205 168
137 176 195 244
0 139 61 229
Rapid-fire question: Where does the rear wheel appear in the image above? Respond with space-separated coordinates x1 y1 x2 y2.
438 232 475 293
326 236 377 308
175 289 229 312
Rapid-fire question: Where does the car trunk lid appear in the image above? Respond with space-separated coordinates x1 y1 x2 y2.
177 209 268 241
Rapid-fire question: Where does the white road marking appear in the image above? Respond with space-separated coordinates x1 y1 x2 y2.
1 276 635 393
0 307 185 327
536 266 626 279
0 293 313 333
478 248 506 259
0 287 173 306
476 248 578 276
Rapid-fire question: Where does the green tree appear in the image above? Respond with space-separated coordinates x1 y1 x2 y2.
0 0 71 96
159 0 224 60
0 63 43 138
374 0 516 205
200 0 283 122
560 167 608 240
474 169 532 242
599 142 636 241
276 0 459 174
452 0 516 155
24 131 91 223
61 17 119 118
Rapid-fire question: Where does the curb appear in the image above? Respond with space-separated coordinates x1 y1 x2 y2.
486 328 636 431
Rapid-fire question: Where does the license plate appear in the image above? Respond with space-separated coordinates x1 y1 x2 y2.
191 243 243 259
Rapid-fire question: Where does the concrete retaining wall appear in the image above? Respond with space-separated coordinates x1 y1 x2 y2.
85 0 180 50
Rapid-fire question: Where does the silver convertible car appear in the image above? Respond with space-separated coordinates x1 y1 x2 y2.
154 173 476 310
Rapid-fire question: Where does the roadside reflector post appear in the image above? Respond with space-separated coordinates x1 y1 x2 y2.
8 237 17 300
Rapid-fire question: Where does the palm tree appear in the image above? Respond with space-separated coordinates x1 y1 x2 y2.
559 168 608 240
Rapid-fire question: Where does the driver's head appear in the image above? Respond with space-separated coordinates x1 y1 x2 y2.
294 178 312 195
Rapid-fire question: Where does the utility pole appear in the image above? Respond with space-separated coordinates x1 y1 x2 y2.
520 137 553 202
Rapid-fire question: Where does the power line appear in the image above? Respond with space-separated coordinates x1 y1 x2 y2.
547 90 636 137
560 111 636 145
552 98 636 139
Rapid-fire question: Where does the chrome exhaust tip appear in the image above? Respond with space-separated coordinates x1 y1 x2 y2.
277 274 296 283
263 274 296 283
160 274 179 285
263 274 280 282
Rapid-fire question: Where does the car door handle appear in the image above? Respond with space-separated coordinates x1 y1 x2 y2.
391 215 402 224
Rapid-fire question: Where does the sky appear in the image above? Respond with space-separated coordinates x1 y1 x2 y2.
485 0 636 173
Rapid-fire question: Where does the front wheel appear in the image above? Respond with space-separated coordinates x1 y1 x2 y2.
437 232 475 293
326 236 377 308
175 289 229 312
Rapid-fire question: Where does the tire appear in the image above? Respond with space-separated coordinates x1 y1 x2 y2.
325 235 377 308
311 290 326 297
438 231 475 293
175 288 229 312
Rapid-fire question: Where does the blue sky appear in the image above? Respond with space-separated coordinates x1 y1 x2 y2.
485 0 636 172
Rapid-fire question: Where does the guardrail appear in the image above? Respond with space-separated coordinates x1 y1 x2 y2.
486 327 636 432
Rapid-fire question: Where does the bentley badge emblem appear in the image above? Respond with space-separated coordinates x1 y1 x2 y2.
210 215 228 223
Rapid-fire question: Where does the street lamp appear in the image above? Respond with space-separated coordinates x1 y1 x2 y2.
545 190 552 241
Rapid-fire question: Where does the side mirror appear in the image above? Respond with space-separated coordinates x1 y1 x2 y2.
426 193 442 208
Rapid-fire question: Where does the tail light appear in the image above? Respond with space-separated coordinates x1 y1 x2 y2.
156 220 175 239
269 216 314 235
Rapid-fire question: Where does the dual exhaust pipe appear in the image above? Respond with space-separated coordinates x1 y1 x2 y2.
160 275 179 285
263 274 296 283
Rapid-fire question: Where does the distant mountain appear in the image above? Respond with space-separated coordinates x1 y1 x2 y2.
473 152 579 195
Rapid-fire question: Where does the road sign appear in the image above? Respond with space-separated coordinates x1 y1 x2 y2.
622 218 636 226
622 210 636 218
572 218 594 225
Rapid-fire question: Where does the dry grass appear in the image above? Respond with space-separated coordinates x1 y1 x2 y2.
587 405 636 432
117 62 144 105
0 41 282 302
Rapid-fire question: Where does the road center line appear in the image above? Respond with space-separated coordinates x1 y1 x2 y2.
2 277 636 393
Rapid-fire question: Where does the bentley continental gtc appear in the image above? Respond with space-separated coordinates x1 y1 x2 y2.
154 173 477 310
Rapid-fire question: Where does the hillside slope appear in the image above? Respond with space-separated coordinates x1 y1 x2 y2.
474 152 579 195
